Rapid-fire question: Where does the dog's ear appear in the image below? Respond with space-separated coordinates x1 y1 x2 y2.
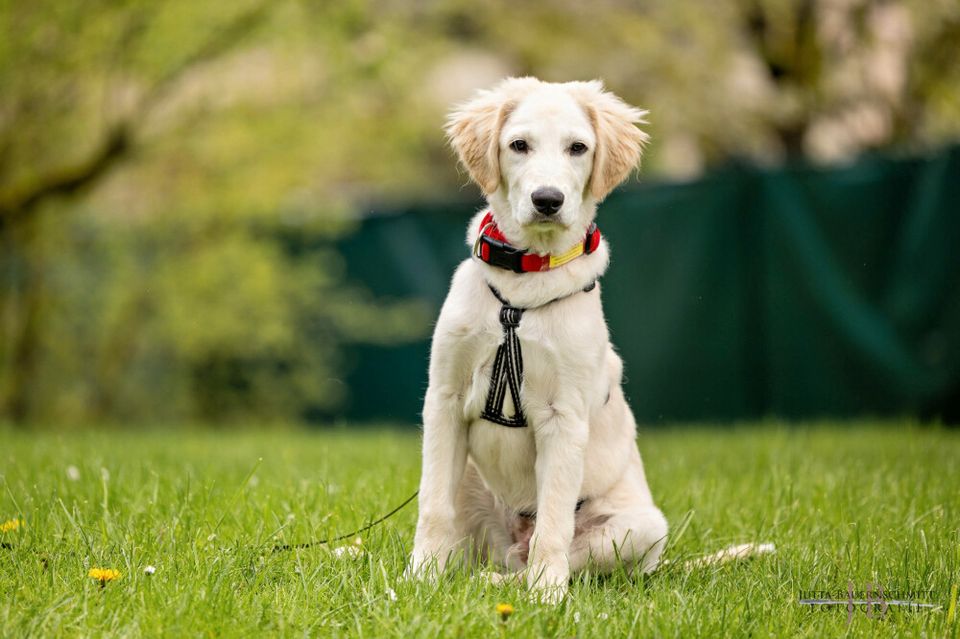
572 81 649 201
445 78 537 194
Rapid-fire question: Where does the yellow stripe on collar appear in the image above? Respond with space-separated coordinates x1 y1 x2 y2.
548 242 586 269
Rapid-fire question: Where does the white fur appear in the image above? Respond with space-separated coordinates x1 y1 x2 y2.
408 78 665 603
678 543 777 568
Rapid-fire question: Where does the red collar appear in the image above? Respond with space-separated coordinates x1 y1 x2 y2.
473 212 601 273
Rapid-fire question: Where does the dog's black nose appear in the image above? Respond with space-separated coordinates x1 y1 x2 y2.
531 187 564 215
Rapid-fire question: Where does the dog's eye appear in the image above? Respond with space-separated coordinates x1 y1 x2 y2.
509 139 529 153
569 142 588 156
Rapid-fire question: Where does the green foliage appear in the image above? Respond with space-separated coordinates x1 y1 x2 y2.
0 0 441 423
0 423 958 636
7 207 429 422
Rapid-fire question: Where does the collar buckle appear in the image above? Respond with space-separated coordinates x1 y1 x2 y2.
476 234 528 273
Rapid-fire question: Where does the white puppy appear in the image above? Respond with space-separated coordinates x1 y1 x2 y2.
408 77 667 602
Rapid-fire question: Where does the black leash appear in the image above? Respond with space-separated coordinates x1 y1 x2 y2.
272 489 419 552
3 492 420 557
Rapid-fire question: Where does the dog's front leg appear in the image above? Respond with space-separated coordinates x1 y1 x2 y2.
408 384 468 579
527 409 588 603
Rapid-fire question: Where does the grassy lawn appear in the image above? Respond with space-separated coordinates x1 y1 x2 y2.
1 422 958 637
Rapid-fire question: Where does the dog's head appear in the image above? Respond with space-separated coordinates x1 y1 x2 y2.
446 77 648 253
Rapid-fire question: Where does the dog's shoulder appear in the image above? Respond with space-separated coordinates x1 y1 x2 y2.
432 259 500 340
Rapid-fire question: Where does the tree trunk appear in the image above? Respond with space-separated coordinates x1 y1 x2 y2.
1 217 44 423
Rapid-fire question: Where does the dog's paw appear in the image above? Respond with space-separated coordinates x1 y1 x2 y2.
402 553 443 583
474 570 523 586
526 560 569 605
527 581 568 605
406 529 464 582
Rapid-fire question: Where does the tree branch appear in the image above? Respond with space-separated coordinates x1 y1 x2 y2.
0 0 272 229
0 126 129 227
138 1 272 120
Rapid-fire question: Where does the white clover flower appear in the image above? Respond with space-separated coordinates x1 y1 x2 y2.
598 612 609 620
573 612 581 623
144 565 156 575
332 545 363 558
386 587 397 601
66 466 80 481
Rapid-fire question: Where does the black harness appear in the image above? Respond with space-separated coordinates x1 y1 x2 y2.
480 281 596 428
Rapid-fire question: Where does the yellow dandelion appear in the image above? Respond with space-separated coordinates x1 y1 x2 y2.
88 568 122 587
496 602 514 621
0 518 22 533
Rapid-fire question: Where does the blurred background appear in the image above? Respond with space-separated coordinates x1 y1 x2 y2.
1 0 958 428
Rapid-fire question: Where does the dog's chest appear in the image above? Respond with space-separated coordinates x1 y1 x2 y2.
460 313 565 423
467 420 537 508
458 308 602 509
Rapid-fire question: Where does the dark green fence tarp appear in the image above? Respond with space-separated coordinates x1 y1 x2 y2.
331 146 960 425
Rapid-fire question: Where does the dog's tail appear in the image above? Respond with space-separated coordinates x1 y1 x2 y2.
662 542 776 569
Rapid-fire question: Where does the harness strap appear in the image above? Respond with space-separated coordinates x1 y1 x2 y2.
480 301 526 427
480 281 597 428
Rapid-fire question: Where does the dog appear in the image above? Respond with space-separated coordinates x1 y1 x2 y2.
407 77 668 602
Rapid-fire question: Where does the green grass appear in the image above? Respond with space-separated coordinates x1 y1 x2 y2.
1 422 958 637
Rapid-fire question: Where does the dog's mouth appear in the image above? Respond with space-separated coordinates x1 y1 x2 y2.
526 215 567 228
